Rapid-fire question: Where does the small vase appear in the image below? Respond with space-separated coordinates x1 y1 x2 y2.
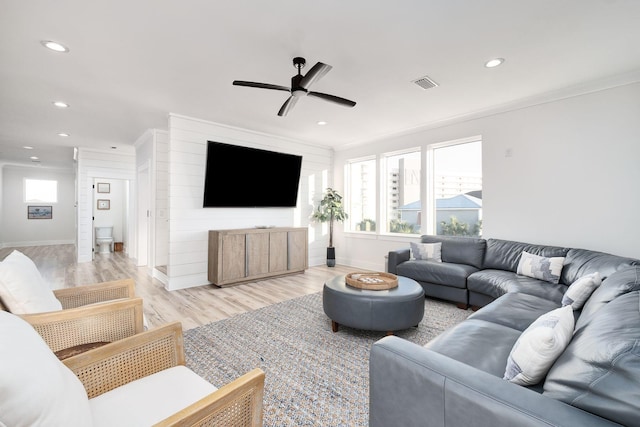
326 247 336 267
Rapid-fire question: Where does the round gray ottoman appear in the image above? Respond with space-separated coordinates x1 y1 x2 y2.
322 275 425 333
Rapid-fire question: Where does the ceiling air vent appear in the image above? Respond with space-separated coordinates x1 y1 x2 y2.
412 75 439 90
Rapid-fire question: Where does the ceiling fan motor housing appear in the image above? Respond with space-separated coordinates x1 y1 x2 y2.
291 74 307 97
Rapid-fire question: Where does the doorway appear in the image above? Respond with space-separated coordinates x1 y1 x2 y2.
92 178 129 259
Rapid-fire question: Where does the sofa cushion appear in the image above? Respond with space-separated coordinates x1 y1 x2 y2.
468 270 568 304
504 305 574 386
0 250 62 314
469 292 561 332
576 266 640 331
89 365 217 427
421 235 486 269
562 272 601 310
517 251 565 284
397 260 478 289
0 311 92 427
409 242 442 261
483 239 569 273
543 291 640 427
560 248 640 286
425 318 522 377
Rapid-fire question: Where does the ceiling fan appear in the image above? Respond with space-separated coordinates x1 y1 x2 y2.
232 57 356 117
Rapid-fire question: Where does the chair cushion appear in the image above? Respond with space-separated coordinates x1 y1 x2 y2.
0 311 92 427
0 250 62 314
89 365 217 427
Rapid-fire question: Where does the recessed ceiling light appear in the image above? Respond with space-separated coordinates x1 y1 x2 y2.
317 121 327 126
41 40 69 53
30 156 39 160
485 58 505 68
53 101 69 108
58 133 69 137
23 146 34 150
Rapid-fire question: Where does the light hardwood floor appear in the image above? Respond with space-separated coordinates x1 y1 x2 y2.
0 244 360 330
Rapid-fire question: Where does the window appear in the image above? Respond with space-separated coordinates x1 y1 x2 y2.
24 179 58 203
347 158 377 232
383 150 421 234
430 139 482 236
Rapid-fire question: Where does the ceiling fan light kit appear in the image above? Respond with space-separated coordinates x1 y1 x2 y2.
233 57 356 117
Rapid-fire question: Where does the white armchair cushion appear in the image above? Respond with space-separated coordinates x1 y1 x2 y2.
89 365 217 427
0 250 62 313
0 311 92 427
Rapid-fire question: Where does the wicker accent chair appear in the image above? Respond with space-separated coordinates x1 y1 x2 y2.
0 311 265 427
0 277 144 356
23 296 145 357
0 277 136 312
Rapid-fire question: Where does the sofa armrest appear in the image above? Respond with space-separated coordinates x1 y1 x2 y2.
388 248 410 274
53 278 136 309
21 297 145 353
370 336 621 427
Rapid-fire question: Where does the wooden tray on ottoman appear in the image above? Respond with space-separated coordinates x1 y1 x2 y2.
345 272 398 290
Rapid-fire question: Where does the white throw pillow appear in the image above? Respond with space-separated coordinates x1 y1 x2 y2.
516 251 565 284
410 242 442 262
503 305 575 386
562 272 602 310
0 311 92 426
0 250 62 314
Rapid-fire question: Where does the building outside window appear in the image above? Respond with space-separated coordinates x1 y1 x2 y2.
347 158 377 232
383 149 421 234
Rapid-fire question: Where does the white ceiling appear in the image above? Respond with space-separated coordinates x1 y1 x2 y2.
2 1 640 169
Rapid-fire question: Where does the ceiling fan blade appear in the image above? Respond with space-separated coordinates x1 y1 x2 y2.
232 80 290 92
277 96 299 117
299 62 332 89
307 91 356 108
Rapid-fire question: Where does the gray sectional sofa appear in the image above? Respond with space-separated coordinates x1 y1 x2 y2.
373 236 640 426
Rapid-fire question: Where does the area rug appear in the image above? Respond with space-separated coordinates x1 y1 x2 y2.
184 291 471 427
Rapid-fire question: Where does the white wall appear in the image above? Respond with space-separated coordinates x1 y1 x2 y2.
1 165 75 247
333 81 640 270
166 114 333 290
76 147 136 262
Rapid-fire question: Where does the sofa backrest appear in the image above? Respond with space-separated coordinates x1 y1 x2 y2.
420 235 486 269
576 265 640 330
542 290 640 427
482 239 569 273
560 248 640 286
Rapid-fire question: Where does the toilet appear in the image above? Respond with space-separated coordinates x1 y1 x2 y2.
95 226 114 253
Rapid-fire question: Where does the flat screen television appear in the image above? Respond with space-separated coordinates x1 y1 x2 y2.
203 141 303 208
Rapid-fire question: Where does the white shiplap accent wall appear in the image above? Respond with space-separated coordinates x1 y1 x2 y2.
166 114 332 290
76 147 136 263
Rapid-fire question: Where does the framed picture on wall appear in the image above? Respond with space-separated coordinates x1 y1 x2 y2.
27 205 52 219
97 199 110 210
97 182 110 193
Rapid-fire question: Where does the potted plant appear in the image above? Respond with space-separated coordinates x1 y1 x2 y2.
311 187 348 267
